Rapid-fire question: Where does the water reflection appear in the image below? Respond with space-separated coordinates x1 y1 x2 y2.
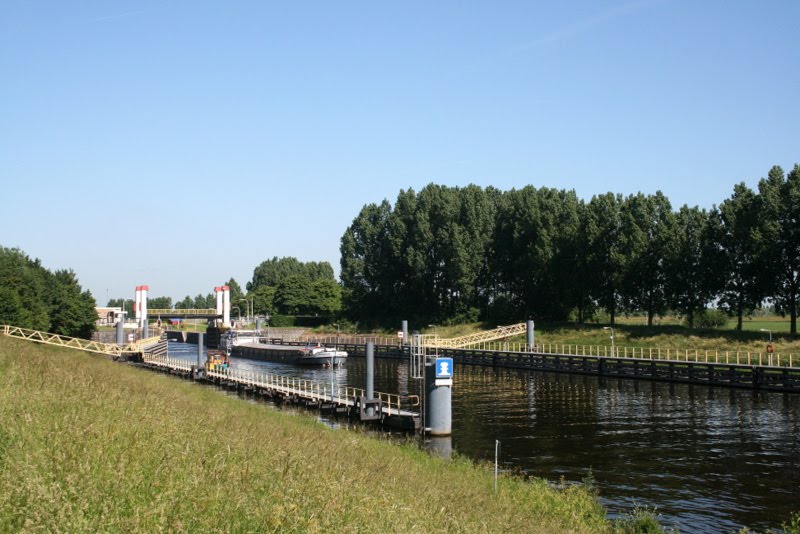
167 342 800 533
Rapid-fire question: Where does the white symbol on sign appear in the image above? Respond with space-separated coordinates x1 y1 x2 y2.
439 361 450 376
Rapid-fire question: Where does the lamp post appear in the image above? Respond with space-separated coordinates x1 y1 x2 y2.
603 326 615 357
759 328 773 343
239 299 251 326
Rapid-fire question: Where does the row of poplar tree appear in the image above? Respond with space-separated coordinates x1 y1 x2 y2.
340 165 800 335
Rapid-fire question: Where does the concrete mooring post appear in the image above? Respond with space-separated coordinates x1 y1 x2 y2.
527 320 534 351
366 341 375 417
116 320 125 346
197 332 204 369
425 356 453 436
402 320 409 346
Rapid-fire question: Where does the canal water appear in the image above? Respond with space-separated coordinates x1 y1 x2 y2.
168 342 800 533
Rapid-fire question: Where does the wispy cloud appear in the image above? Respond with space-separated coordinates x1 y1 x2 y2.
514 0 665 52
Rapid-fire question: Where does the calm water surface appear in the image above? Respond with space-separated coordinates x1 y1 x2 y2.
168 342 800 533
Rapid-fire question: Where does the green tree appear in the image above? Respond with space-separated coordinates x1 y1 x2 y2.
710 183 768 331
620 192 675 326
0 285 25 326
340 200 394 323
759 164 800 336
585 193 626 325
0 247 50 330
174 296 194 309
275 274 312 315
248 257 334 290
308 279 343 316
147 296 172 309
225 278 244 306
46 269 97 339
248 285 276 316
666 206 722 328
493 187 583 321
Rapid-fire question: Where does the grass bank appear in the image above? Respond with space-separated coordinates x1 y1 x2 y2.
0 337 652 533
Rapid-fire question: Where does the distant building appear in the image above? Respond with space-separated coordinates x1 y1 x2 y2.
95 307 124 325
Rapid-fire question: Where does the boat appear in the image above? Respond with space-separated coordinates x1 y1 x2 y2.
220 330 347 367
295 344 348 367
206 349 230 371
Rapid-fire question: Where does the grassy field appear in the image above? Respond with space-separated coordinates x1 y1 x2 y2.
0 337 660 533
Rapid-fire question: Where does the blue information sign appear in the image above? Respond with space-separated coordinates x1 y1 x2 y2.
435 357 454 379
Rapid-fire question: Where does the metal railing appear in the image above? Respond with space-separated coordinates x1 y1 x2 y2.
148 309 218 316
141 353 419 417
2 325 162 357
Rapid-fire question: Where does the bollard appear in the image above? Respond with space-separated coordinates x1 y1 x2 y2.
143 322 149 339
425 356 453 436
197 332 204 369
116 321 125 346
366 342 375 417
527 320 534 351
402 320 409 346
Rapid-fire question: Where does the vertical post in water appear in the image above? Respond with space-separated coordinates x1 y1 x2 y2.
527 320 534 352
116 319 125 346
197 332 204 369
425 355 453 436
402 320 409 346
366 342 375 417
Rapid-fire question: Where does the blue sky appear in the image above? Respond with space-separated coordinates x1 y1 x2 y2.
2 1 798 304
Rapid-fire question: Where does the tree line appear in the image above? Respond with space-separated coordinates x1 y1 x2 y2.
340 165 800 335
0 247 97 338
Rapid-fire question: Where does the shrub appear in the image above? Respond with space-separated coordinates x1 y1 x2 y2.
695 309 729 329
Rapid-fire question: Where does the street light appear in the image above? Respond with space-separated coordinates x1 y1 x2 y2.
239 299 251 325
759 328 773 342
603 326 615 357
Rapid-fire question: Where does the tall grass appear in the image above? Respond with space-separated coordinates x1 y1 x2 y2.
0 337 643 533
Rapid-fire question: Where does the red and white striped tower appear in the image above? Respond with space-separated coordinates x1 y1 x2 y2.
222 285 231 327
140 285 149 327
134 286 142 325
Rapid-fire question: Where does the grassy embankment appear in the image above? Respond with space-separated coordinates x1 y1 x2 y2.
0 337 656 533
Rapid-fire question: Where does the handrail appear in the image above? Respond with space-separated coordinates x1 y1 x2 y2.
141 352 414 415
2 324 163 357
300 323 529 349
148 309 217 316
426 323 528 348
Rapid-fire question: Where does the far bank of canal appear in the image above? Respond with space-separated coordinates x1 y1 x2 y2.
169 342 800 533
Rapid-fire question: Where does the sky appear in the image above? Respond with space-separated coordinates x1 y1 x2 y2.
2 1 798 304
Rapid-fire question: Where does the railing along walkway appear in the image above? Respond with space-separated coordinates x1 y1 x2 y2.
2 324 162 357
298 334 798 369
141 353 418 418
